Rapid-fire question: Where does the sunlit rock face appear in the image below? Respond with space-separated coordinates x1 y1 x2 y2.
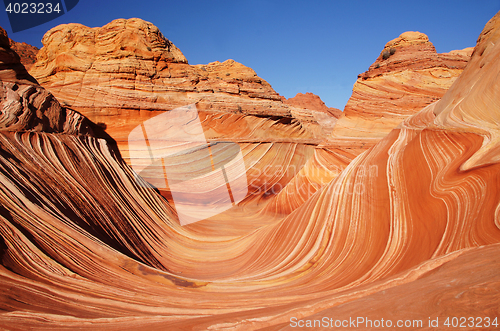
283 92 342 118
27 19 473 215
8 38 38 71
29 19 335 142
28 18 339 211
296 31 475 209
327 31 471 147
337 31 473 140
269 32 474 215
1 11 500 330
328 35 471 150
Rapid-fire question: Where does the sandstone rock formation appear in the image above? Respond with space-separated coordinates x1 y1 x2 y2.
27 20 475 217
302 32 474 202
0 26 94 135
284 92 342 118
1 11 499 330
28 18 338 208
9 38 39 70
331 31 472 142
29 19 330 139
267 32 474 215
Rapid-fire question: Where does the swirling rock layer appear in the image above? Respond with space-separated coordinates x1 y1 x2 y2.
0 26 96 135
1 12 500 330
257 31 474 217
28 18 340 206
27 20 473 214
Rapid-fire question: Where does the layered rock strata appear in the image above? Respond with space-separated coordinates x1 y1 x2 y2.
28 19 338 210
266 33 474 215
328 31 472 145
9 38 38 70
284 32 475 212
29 19 333 142
283 92 342 118
0 26 95 135
21 20 476 217
27 21 474 217
0 11 499 330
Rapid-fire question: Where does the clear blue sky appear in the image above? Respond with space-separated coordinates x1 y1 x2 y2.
1 1 499 109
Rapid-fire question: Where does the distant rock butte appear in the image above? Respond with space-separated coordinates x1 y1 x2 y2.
283 92 342 118
0 26 94 135
336 31 472 140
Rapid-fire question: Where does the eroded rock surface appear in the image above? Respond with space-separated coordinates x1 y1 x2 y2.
334 31 472 141
29 18 329 132
269 32 474 214
29 18 338 208
9 38 39 70
284 92 342 118
0 26 94 135
0 12 499 330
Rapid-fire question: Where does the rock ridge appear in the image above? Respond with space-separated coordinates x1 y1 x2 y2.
0 26 102 136
8 38 39 70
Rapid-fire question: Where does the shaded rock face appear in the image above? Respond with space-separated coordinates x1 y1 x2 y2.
1 12 500 330
29 18 336 202
9 38 39 70
0 27 37 85
338 31 472 139
284 92 342 118
0 26 94 135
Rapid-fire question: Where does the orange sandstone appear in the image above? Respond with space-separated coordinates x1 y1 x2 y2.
0 11 499 331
